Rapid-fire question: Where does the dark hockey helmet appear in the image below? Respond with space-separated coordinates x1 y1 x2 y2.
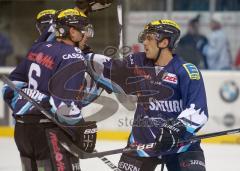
36 9 56 34
138 19 181 50
55 9 94 38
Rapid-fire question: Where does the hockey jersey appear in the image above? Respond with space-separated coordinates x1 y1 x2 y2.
89 52 208 157
2 40 99 123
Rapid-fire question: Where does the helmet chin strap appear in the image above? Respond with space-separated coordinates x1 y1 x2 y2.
153 39 168 64
74 41 80 47
153 47 162 64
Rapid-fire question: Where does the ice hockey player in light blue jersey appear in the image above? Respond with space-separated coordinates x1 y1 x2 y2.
88 19 208 171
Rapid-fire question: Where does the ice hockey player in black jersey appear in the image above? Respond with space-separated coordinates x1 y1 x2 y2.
2 9 97 171
35 9 56 35
34 9 60 46
88 19 208 171
35 0 114 50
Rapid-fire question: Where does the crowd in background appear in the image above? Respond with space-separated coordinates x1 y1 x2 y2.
0 14 239 70
176 14 233 70
0 19 13 66
0 10 239 70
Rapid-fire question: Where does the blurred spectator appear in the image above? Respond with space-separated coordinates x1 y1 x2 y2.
202 15 232 70
234 48 240 69
0 32 13 66
173 0 209 11
176 15 208 68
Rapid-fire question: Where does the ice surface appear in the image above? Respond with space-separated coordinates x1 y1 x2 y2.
0 138 240 171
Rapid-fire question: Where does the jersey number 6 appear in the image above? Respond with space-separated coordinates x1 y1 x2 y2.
28 63 41 89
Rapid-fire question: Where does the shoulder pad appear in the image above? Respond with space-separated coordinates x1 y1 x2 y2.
182 63 200 80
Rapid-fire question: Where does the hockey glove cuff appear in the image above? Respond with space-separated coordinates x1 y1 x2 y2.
156 119 186 152
71 121 97 153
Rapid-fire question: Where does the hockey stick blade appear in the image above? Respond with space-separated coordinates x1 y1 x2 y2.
99 156 121 171
0 75 76 140
59 126 240 159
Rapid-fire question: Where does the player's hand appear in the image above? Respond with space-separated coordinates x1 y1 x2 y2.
156 119 186 152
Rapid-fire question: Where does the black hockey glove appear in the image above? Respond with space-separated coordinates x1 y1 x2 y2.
75 0 113 14
156 119 186 152
71 121 97 153
95 0 113 5
82 44 94 54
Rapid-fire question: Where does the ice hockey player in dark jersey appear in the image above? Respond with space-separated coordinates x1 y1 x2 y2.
35 9 57 43
89 19 208 171
36 9 56 35
2 9 97 171
35 0 114 49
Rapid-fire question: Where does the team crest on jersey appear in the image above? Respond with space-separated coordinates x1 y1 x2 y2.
162 72 178 84
183 63 200 80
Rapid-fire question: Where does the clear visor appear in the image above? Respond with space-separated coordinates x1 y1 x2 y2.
81 24 94 38
138 31 161 43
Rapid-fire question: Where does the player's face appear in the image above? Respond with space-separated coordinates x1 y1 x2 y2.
143 34 160 60
70 27 87 44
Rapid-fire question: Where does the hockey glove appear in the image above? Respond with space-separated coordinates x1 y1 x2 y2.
95 0 113 5
71 121 97 153
82 44 94 54
156 119 186 152
2 81 27 110
75 0 113 14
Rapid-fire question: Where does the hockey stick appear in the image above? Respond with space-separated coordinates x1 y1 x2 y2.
0 75 76 140
59 125 240 159
98 153 120 171
0 75 119 171
59 131 155 159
